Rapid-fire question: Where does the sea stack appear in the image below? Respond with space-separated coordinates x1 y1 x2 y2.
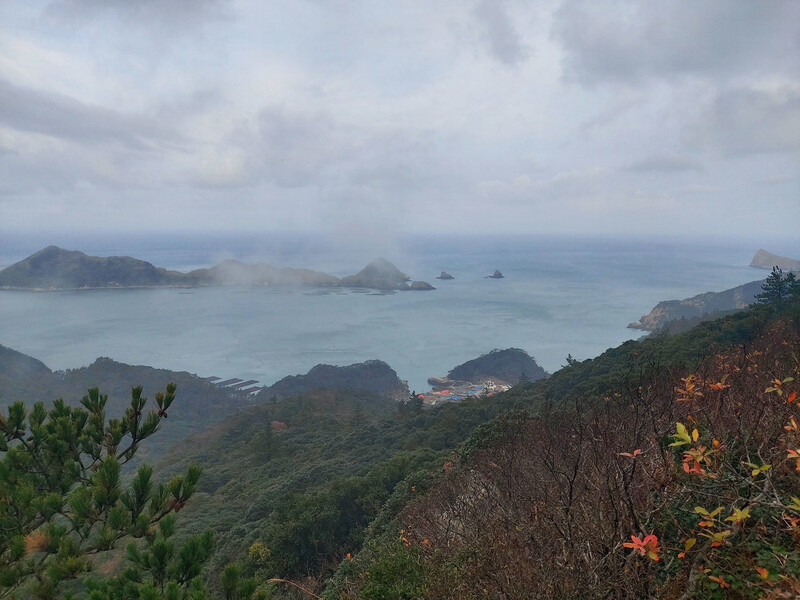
487 270 504 279
436 271 454 280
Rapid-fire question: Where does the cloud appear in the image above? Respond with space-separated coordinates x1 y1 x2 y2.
473 0 530 66
553 0 800 85
579 96 640 134
0 79 181 150
43 0 232 33
0 1 797 238
185 106 361 189
756 174 799 186
478 166 609 204
627 155 704 174
689 87 800 157
676 183 722 196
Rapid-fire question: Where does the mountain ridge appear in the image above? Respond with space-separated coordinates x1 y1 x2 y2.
0 247 433 291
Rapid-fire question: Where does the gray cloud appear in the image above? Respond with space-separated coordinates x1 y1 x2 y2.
0 79 180 151
579 97 640 134
0 0 797 237
44 0 231 32
690 87 800 157
205 107 358 189
627 155 705 174
756 174 799 186
554 0 800 84
473 0 530 66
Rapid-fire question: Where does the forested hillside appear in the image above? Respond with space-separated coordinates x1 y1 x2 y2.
0 351 249 462
328 275 800 599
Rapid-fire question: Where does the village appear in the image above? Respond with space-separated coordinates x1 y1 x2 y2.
416 379 513 405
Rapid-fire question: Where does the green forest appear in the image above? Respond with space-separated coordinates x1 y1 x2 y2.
2 267 800 599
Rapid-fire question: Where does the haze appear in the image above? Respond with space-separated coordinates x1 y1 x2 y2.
1 1 798 239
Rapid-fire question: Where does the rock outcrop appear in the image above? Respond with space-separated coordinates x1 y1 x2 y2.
750 249 800 272
410 281 435 290
628 279 765 331
258 360 409 401
436 272 454 280
486 270 504 279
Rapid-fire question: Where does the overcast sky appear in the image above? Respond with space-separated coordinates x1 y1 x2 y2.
1 0 798 237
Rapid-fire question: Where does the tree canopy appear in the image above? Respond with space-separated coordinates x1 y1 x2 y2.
0 385 208 599
755 265 798 313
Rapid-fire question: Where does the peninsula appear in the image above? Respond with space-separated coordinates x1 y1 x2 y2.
628 279 765 331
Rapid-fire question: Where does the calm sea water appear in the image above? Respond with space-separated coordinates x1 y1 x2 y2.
1 233 797 392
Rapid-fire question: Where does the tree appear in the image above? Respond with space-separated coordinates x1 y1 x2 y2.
0 385 205 599
755 266 797 313
407 393 423 415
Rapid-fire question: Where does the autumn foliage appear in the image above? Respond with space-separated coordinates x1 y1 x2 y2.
373 314 800 599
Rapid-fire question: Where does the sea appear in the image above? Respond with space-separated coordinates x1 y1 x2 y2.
1 232 798 393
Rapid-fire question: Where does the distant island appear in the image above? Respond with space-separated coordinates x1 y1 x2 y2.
486 270 504 279
0 247 434 292
750 249 800 272
436 271 454 280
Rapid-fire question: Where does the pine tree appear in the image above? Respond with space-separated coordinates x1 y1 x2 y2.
755 266 796 313
0 385 207 599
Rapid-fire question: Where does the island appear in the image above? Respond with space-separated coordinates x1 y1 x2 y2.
750 249 800 272
436 271 454 280
486 270 504 279
0 247 435 292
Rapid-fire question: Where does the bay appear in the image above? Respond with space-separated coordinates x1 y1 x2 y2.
0 233 795 392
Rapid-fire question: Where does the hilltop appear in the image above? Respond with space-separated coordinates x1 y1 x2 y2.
0 346 249 461
0 246 194 289
427 348 547 390
256 359 409 401
339 257 434 291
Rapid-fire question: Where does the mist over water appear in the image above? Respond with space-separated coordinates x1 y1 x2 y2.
0 233 795 392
